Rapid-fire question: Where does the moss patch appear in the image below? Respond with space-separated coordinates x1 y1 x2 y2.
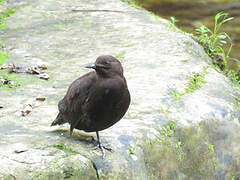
142 122 215 179
142 120 240 179
33 155 97 180
172 66 208 102
0 70 38 91
50 144 79 154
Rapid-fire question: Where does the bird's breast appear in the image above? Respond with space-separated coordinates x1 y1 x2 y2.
82 77 130 132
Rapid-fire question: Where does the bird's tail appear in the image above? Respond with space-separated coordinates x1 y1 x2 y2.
51 113 67 126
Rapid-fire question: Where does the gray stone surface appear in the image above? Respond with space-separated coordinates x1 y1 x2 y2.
0 0 239 179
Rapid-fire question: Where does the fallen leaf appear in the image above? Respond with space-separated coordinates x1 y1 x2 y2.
13 143 28 153
14 149 28 153
0 77 6 84
36 97 46 101
0 64 8 70
0 77 13 85
38 73 49 80
21 97 46 116
21 109 31 116
8 64 25 73
28 103 35 108
26 66 42 75
21 103 35 116
38 64 47 70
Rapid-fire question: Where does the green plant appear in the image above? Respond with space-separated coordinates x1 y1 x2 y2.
227 67 240 83
0 1 16 90
0 50 8 65
0 8 14 23
0 0 14 33
172 67 208 102
185 69 207 93
115 50 126 62
172 90 184 102
0 1 13 66
156 120 176 137
205 141 216 171
50 144 79 154
159 105 171 118
120 0 141 9
170 16 179 25
194 12 240 85
129 146 135 154
176 141 185 164
0 71 21 90
195 12 233 70
143 122 218 178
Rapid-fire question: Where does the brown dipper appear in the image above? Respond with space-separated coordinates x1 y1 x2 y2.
51 55 130 156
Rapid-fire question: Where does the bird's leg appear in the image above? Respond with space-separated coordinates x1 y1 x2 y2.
91 131 112 158
70 124 74 137
96 131 104 158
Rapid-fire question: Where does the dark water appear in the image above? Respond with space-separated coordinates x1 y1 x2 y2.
138 0 240 71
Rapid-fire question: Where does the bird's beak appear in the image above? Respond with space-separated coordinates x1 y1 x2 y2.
85 63 96 69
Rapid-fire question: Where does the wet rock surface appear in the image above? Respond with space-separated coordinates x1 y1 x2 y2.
0 0 240 179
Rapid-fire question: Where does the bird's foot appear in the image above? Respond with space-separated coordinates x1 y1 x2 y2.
91 137 113 158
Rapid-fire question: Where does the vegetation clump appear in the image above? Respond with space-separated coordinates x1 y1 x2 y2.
48 144 79 155
0 0 15 90
195 12 233 70
193 12 240 85
172 66 208 101
0 0 14 65
142 121 224 179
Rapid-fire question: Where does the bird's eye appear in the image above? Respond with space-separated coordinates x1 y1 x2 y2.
104 61 110 65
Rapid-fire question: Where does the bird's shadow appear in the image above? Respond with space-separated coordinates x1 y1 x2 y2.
50 128 95 145
50 128 113 157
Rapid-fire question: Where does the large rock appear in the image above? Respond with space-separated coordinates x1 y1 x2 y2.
0 0 239 179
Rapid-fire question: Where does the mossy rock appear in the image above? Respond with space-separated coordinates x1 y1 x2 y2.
33 154 97 180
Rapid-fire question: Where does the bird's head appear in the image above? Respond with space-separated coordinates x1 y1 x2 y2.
85 55 123 77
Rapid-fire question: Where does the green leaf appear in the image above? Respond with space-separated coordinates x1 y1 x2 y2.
0 50 8 65
226 44 232 58
222 17 234 24
170 16 179 24
205 141 215 153
0 23 6 30
219 40 226 44
217 34 227 39
223 32 232 42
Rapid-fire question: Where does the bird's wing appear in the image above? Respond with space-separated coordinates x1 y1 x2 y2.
58 71 96 133
63 71 97 114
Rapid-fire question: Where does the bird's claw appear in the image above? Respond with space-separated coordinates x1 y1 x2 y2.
91 137 113 158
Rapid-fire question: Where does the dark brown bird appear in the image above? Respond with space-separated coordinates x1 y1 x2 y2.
51 55 130 156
